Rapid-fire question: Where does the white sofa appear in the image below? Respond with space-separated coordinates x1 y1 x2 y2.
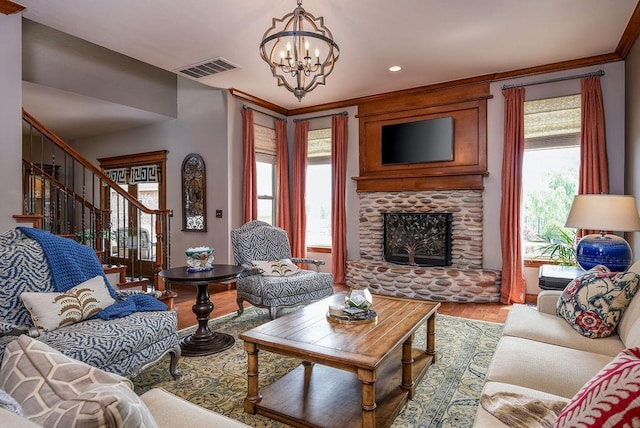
474 261 640 426
1 335 249 428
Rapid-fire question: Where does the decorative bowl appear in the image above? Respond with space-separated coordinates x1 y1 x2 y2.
185 246 214 271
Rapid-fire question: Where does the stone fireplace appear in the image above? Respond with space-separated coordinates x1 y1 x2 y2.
345 190 501 303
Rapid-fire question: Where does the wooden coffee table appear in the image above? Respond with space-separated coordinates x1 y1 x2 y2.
239 292 440 428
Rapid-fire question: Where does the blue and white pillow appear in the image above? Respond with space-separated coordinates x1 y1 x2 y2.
557 265 640 338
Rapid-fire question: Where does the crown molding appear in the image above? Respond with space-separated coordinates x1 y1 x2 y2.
229 88 288 116
0 0 25 15
616 1 640 58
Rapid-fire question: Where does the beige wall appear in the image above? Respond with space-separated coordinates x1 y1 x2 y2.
72 78 233 265
626 39 640 259
23 20 178 119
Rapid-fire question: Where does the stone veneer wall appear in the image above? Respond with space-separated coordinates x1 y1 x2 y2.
346 190 502 303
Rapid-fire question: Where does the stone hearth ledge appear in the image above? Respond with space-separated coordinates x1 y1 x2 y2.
346 261 501 303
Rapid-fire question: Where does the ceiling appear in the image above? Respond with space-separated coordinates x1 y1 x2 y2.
17 0 639 138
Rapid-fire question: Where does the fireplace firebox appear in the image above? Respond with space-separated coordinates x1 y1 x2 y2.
383 212 453 267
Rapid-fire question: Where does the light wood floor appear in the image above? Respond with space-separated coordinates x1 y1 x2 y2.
171 283 513 330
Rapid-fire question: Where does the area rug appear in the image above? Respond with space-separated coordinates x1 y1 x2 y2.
133 307 503 427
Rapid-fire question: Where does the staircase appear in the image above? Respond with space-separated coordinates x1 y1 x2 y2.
17 109 172 294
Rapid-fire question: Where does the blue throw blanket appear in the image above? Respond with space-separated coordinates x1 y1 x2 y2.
18 227 109 294
18 227 166 318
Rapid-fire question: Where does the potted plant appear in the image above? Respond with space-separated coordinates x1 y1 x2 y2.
74 228 113 246
534 224 577 266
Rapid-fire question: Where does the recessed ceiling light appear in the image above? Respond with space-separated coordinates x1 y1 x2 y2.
389 65 402 72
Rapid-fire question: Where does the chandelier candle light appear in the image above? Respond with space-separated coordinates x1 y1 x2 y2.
565 194 640 272
259 0 339 101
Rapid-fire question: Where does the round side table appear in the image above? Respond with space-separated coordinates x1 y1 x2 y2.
159 264 244 356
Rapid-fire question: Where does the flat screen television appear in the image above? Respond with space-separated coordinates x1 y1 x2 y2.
381 116 454 165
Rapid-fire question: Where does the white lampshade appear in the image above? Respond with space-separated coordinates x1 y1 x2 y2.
565 194 640 232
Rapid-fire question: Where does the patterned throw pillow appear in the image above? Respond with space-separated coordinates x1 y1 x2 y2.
0 335 158 427
555 347 640 427
556 266 640 338
20 275 116 331
252 259 301 277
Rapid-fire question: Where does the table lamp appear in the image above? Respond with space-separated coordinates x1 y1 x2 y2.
565 194 640 271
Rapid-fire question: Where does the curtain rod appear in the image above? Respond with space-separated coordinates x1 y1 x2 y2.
501 69 604 90
293 111 348 122
242 105 286 121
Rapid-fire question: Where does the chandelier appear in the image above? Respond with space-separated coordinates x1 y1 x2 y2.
259 0 339 102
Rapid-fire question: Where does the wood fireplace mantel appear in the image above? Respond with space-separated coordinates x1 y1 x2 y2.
352 171 487 192
354 82 491 192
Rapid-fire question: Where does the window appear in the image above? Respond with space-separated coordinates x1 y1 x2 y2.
306 128 332 248
522 95 581 262
255 124 277 225
109 182 158 260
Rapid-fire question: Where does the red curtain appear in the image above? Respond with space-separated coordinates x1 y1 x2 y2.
275 119 292 237
241 109 257 223
331 115 348 283
499 87 526 304
291 120 309 258
579 76 609 196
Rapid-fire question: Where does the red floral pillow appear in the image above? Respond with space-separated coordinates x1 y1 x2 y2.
556 266 640 338
555 347 640 427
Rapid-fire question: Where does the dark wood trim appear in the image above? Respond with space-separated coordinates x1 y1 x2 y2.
355 86 489 192
525 294 538 305
307 246 331 254
97 150 168 220
229 88 288 116
0 0 25 15
356 83 491 116
97 150 168 168
13 214 43 229
524 259 550 268
353 173 486 193
492 53 621 82
616 2 640 58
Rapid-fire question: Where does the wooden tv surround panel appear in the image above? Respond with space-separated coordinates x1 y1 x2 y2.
353 82 491 193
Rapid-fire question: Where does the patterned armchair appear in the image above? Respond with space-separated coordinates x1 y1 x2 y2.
231 221 334 319
0 229 180 379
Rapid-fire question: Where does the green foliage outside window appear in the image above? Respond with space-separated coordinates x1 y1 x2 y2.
523 169 578 265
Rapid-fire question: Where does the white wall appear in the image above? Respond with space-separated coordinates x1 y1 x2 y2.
486 62 626 295
0 13 23 232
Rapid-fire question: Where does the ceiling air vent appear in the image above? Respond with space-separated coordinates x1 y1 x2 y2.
176 57 239 79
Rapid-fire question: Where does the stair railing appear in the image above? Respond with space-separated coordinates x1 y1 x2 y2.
19 109 171 291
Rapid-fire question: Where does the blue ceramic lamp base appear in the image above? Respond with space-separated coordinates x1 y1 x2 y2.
575 233 633 272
